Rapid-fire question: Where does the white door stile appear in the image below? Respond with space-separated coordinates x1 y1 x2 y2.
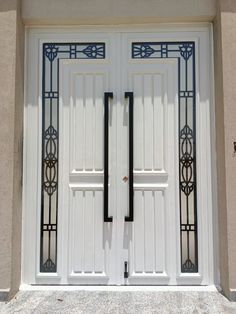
22 26 215 287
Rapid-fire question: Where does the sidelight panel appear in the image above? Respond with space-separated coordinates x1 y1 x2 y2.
41 43 105 273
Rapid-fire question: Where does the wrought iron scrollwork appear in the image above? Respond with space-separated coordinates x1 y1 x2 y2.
179 43 194 61
44 44 59 62
180 125 194 197
41 258 56 273
182 258 196 272
132 43 155 58
40 40 198 274
41 42 105 272
82 44 105 58
132 41 198 273
43 126 58 196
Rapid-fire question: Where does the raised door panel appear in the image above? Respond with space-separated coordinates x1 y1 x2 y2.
123 60 178 284
59 60 117 284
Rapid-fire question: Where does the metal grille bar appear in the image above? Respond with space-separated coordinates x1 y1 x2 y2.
41 42 105 272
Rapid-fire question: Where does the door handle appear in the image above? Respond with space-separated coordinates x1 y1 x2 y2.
104 92 113 222
125 92 134 222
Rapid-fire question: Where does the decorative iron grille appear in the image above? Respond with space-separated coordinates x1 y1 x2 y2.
41 41 197 274
41 43 105 272
132 42 198 273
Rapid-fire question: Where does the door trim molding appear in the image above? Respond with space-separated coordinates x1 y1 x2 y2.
20 283 218 292
22 24 217 286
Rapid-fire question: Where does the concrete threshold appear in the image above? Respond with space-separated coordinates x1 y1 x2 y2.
1 289 236 313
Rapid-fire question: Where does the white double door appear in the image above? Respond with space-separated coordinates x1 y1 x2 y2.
59 33 179 285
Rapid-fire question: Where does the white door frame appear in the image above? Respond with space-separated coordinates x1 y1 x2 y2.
22 24 217 286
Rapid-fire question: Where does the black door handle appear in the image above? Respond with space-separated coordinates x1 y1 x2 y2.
104 92 113 222
125 92 134 222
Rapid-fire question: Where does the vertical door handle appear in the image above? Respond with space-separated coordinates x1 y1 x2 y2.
125 92 134 222
104 92 113 222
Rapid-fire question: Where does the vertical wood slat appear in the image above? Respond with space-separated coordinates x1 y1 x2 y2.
94 191 104 272
95 75 104 170
133 75 143 170
144 191 155 272
84 191 94 272
134 191 144 272
73 191 84 272
153 75 164 170
155 191 165 272
85 75 94 170
74 75 84 170
144 75 153 170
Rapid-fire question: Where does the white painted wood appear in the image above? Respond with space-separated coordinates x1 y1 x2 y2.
59 54 117 284
95 77 104 170
155 191 165 272
133 191 144 272
22 26 215 287
120 37 179 284
144 75 154 170
74 75 84 171
94 191 104 272
154 76 164 170
133 75 143 170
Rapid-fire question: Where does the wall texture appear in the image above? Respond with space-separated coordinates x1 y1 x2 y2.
214 0 236 301
22 0 216 25
0 0 24 301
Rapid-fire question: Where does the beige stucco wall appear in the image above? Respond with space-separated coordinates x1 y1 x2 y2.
22 0 216 25
214 0 236 301
222 11 236 297
0 0 24 300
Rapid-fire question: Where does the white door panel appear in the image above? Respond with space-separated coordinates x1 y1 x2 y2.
119 52 179 284
59 59 117 284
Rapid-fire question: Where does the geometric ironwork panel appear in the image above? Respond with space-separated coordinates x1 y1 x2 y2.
132 41 198 273
41 42 105 272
